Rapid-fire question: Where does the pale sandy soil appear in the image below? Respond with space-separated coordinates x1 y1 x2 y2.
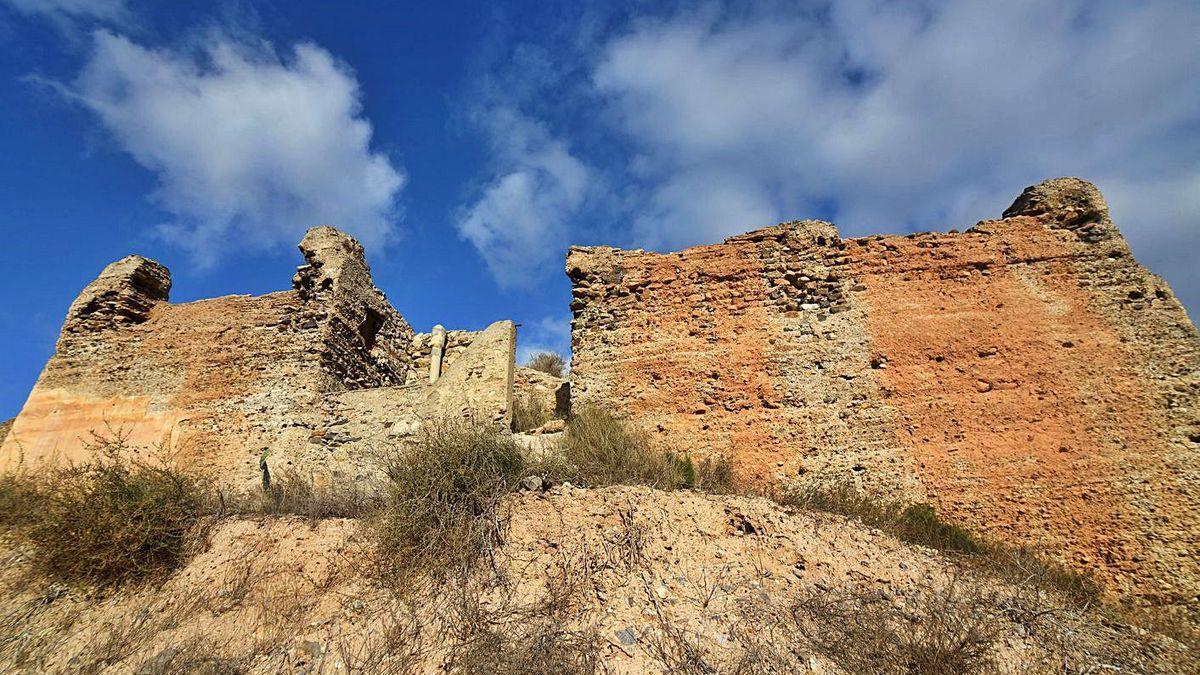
0 485 1189 674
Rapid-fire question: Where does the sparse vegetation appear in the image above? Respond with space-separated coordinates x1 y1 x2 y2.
0 435 207 587
525 351 567 378
776 482 1101 606
511 392 552 432
0 420 1193 673
791 582 1006 675
373 419 527 580
442 580 602 675
218 468 379 521
547 406 738 493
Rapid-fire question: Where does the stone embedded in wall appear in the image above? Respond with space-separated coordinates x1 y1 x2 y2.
406 328 481 385
567 177 1200 609
428 324 447 383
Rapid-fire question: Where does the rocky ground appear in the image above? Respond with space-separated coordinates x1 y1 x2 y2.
0 485 1190 674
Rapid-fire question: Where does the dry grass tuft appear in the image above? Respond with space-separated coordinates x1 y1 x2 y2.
777 482 1100 606
216 469 379 521
547 407 738 494
511 392 552 433
525 351 567 378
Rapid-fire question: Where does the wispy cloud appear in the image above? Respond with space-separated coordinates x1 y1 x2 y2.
469 0 1200 310
3 0 127 22
66 30 404 266
457 104 592 289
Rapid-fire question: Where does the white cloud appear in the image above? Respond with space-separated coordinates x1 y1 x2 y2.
457 106 591 289
516 314 572 366
586 0 1200 307
4 0 126 22
70 30 404 265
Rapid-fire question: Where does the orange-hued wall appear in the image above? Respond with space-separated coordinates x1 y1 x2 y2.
568 191 1199 606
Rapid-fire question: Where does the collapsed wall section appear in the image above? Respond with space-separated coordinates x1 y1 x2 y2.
568 178 1200 606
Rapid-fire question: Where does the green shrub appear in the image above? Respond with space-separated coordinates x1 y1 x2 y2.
1 440 207 587
525 352 567 378
374 420 527 580
897 503 982 554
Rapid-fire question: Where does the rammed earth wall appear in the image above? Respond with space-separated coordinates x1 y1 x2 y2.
567 178 1200 606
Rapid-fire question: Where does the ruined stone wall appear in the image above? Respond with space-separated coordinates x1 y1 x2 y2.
513 367 570 419
1 228 517 489
568 179 1200 606
0 284 327 480
292 227 416 391
405 329 482 386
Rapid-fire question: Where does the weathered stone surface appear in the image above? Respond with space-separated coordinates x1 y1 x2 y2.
568 178 1200 607
293 226 415 391
514 366 570 419
1 228 517 488
61 255 170 338
321 320 517 476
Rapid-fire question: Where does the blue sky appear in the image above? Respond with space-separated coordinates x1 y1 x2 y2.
1 0 1197 419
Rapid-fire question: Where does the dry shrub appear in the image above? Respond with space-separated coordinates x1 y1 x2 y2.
0 435 206 587
778 482 1100 606
441 561 602 675
217 469 379 521
0 472 38 531
791 582 1007 675
525 351 567 378
511 392 552 433
373 419 526 580
0 582 78 671
550 407 737 493
444 601 602 675
642 581 718 674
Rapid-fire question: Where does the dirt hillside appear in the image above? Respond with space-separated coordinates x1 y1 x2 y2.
0 486 1186 674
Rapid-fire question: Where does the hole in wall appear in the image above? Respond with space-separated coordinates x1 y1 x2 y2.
359 307 384 351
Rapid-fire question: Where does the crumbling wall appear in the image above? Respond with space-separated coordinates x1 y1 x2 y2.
0 228 517 489
513 367 570 420
0 283 326 479
568 178 1200 606
322 320 516 474
292 226 415 391
405 328 482 386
